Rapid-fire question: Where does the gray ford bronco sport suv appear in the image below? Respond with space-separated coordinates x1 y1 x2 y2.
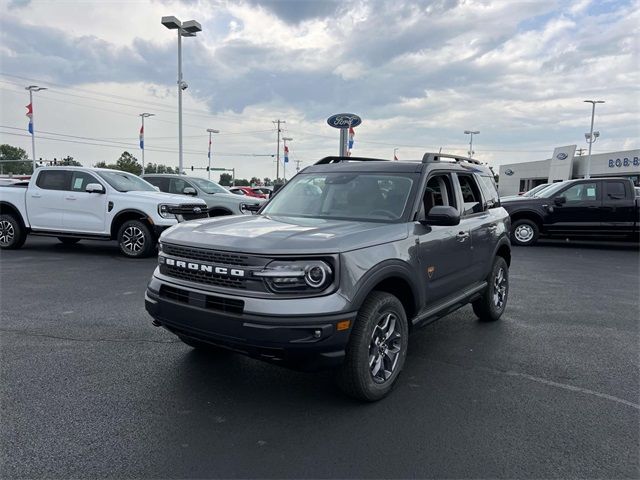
145 154 511 401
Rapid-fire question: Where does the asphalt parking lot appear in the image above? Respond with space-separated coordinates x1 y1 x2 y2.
1 237 638 479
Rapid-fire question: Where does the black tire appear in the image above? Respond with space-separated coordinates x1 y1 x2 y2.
57 237 81 245
178 335 223 352
473 256 509 322
336 291 409 402
511 219 539 246
117 219 156 258
0 214 26 250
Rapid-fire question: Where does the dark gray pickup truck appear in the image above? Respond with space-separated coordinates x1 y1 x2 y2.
145 154 511 401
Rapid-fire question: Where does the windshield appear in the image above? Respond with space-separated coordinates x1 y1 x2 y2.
261 172 417 222
189 177 229 194
97 171 156 192
524 184 549 197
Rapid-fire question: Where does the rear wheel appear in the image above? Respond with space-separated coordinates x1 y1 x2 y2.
0 214 26 250
511 219 539 246
57 237 81 245
473 256 509 322
336 291 408 401
117 220 155 258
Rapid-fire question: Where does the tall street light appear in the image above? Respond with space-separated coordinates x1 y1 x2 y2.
139 113 154 175
464 130 480 158
583 100 605 179
206 128 219 180
282 137 292 181
25 85 47 173
161 15 202 175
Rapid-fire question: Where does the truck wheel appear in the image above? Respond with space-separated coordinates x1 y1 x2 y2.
473 256 509 322
511 219 539 246
0 214 26 250
117 220 156 258
336 291 408 402
58 237 81 245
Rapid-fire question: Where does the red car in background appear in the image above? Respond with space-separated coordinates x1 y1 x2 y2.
228 186 268 199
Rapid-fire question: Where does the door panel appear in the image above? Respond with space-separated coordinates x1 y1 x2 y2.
601 181 634 235
546 181 601 233
61 172 107 233
26 170 70 230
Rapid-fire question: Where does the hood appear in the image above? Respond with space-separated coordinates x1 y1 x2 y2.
211 192 265 204
161 214 408 254
119 190 206 205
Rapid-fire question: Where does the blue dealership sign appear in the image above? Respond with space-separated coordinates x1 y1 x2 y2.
327 113 362 129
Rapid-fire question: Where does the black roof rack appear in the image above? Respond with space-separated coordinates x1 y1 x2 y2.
315 156 388 165
422 153 482 165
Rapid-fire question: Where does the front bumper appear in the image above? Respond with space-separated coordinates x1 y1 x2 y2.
145 278 356 370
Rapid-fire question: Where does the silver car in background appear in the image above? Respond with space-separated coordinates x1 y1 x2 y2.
143 174 264 216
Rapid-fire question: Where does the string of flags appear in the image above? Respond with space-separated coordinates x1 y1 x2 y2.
26 103 33 134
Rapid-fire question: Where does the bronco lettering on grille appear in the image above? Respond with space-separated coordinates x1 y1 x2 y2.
161 256 245 277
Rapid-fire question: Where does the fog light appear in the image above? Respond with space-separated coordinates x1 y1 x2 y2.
313 330 322 338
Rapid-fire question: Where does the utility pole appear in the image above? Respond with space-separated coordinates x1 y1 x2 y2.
273 120 285 181
575 148 587 156
139 113 154 175
464 130 480 158
206 128 219 180
295 160 302 172
583 100 605 179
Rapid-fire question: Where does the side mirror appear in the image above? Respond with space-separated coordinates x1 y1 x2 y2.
554 196 566 205
183 187 197 196
85 183 105 194
422 206 460 226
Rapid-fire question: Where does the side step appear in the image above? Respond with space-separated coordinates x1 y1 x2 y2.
412 281 487 327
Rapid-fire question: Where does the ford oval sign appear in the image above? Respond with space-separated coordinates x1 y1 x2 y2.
504 169 514 176
327 113 362 129
556 152 568 160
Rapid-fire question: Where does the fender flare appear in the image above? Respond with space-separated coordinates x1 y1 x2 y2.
0 201 27 229
110 208 152 238
349 259 421 315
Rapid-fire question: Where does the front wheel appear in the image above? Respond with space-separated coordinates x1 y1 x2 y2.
0 214 26 250
473 256 509 322
117 220 155 258
511 219 539 246
336 291 408 401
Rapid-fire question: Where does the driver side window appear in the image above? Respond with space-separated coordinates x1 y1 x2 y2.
421 174 457 218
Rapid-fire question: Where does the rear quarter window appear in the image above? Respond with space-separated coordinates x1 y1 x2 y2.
479 175 499 208
36 170 71 190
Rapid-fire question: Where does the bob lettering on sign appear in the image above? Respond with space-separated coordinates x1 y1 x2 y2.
327 113 362 129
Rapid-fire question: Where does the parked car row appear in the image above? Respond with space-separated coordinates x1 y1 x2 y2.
0 168 253 257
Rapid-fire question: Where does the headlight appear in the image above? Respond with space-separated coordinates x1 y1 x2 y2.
158 204 177 219
254 260 333 292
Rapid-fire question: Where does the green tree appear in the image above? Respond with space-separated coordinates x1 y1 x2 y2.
250 176 261 186
0 144 32 175
219 173 233 186
263 177 272 186
60 155 82 166
235 178 250 186
115 151 141 175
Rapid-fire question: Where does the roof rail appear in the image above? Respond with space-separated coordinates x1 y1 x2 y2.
422 153 482 165
314 156 388 165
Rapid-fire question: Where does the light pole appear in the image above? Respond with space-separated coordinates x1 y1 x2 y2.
206 128 219 180
25 85 47 173
583 100 605 179
464 130 480 158
273 120 285 181
162 16 202 175
282 137 292 181
139 113 154 175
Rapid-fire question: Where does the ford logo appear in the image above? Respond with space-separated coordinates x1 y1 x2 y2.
193 207 202 214
556 152 568 160
504 169 514 176
327 113 362 129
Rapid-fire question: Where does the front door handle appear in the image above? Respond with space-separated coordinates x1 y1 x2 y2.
587 205 598 209
65 196 77 201
456 232 469 242
30 193 42 198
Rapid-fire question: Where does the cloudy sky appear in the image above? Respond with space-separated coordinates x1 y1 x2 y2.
0 0 638 180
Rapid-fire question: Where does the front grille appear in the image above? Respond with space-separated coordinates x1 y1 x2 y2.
159 265 247 289
160 285 244 314
168 204 209 221
181 212 209 220
163 244 250 266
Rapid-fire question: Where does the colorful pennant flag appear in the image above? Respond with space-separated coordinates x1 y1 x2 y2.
347 126 355 156
208 136 212 159
26 103 33 134
284 144 289 163
139 125 144 149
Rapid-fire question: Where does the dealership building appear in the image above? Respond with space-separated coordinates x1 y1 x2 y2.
497 146 640 196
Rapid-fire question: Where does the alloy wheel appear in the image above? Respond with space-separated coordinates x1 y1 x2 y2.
0 220 15 247
121 226 146 254
369 312 402 384
493 267 507 309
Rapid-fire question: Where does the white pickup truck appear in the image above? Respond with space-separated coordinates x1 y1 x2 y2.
0 167 208 258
